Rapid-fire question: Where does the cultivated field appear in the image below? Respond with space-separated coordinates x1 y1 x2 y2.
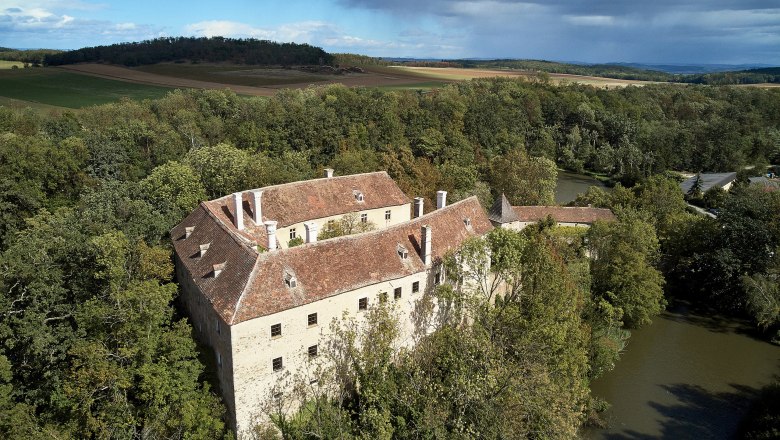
0 68 173 108
0 62 695 110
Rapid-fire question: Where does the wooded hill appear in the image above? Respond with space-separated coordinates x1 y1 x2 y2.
43 37 334 67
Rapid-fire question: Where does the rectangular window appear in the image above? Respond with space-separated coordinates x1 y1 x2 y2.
215 318 221 335
308 313 318 326
412 281 420 293
216 351 222 368
385 210 391 220
358 297 368 311
394 287 402 300
308 344 318 358
289 228 296 240
271 323 282 337
272 357 283 371
379 291 388 303
360 213 368 223
434 272 441 285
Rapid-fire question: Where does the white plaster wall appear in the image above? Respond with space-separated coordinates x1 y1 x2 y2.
229 266 444 434
272 203 411 249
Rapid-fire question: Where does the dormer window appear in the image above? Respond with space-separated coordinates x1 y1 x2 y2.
284 272 297 288
464 218 472 227
185 226 195 238
213 262 226 278
199 243 211 258
397 244 409 260
353 190 364 202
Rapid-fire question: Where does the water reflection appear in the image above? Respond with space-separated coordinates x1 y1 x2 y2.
555 171 607 204
586 306 780 439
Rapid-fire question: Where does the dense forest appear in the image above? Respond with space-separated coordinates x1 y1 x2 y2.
43 37 334 67
0 48 61 66
1 78 779 438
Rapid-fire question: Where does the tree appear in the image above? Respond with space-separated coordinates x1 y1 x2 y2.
140 161 207 228
490 148 557 205
318 213 376 240
587 216 666 328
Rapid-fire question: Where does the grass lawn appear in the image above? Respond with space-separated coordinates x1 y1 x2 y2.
0 68 174 108
134 63 332 87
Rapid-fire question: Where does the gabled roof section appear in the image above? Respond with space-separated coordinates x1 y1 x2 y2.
680 172 737 194
488 193 520 224
230 197 492 324
206 172 410 242
171 204 259 322
511 206 616 224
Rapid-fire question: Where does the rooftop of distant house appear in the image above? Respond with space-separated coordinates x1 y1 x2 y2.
680 172 737 194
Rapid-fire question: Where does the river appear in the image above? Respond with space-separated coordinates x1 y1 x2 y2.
585 304 780 439
555 170 607 204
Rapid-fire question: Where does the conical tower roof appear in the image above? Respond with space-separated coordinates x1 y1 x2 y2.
488 193 519 224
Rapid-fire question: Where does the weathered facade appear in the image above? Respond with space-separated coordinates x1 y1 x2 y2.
171 171 493 434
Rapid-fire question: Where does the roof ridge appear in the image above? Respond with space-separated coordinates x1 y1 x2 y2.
200 202 259 254
230 257 262 325
261 196 482 255
209 171 391 203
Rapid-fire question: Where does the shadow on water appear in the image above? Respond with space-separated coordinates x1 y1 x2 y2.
664 299 772 343
603 383 760 440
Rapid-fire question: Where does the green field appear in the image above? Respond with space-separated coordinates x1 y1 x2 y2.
135 63 331 87
0 60 24 69
0 68 174 108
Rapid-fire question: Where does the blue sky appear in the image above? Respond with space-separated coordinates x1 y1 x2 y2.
2 0 779 64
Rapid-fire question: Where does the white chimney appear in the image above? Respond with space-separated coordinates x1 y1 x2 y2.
252 191 263 224
305 222 319 243
436 191 447 210
199 243 210 258
414 197 424 218
213 262 226 278
185 226 195 238
264 221 278 250
324 168 334 178
421 225 432 266
233 192 244 231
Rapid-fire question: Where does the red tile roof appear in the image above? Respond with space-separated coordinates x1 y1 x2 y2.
172 196 492 325
205 171 410 247
511 206 616 224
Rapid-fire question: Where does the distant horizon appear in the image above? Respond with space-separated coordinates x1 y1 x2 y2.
3 0 779 65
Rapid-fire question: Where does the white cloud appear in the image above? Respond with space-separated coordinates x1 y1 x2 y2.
564 15 617 26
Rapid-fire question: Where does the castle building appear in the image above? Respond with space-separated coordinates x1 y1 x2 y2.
171 171 492 433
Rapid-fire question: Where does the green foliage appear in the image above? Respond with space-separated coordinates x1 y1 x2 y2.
45 37 333 67
288 236 304 247
588 216 666 328
140 161 206 228
318 213 376 240
490 148 557 205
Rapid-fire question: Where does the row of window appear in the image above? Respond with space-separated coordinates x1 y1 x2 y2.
287 210 392 240
272 344 318 372
270 313 318 337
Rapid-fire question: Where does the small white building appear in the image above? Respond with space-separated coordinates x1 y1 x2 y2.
171 171 492 434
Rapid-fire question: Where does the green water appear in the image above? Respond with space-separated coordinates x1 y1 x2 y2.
585 305 780 439
555 171 606 204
